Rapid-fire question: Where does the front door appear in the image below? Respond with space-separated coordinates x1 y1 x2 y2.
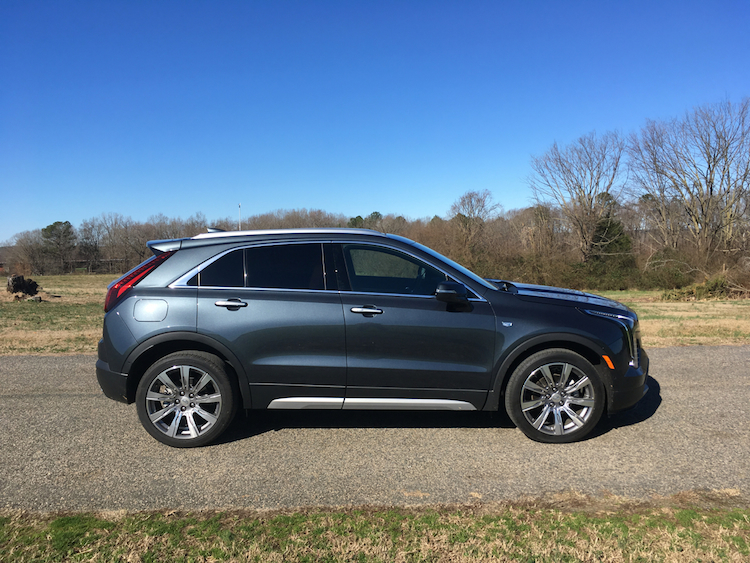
336 243 496 409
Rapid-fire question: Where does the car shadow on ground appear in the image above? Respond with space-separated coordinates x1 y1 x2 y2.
217 408 516 444
588 375 662 440
216 376 661 445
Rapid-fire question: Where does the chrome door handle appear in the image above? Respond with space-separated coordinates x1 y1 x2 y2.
215 299 248 308
351 306 383 315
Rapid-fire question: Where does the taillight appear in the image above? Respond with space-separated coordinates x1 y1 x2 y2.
104 251 175 312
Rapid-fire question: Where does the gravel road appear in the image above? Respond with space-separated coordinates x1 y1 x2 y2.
1 346 748 511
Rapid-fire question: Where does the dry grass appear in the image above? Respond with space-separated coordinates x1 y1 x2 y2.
597 291 750 348
1 278 749 355
0 274 110 355
1 491 748 562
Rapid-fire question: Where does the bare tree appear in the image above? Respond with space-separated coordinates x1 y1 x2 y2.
8 230 47 275
449 189 500 223
509 204 562 256
79 218 105 272
529 131 626 262
447 190 502 272
449 189 501 244
629 99 750 261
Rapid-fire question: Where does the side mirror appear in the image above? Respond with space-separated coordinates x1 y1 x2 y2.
435 281 469 304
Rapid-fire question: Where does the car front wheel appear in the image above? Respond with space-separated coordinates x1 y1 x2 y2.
505 349 605 443
136 351 237 447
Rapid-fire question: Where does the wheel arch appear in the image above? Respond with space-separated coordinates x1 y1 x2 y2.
122 332 253 408
484 333 613 412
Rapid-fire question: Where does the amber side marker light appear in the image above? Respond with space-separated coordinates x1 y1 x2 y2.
602 355 615 370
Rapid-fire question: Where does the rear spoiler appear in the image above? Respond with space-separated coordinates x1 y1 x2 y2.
147 239 184 254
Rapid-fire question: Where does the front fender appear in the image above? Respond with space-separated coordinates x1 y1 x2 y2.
484 332 615 412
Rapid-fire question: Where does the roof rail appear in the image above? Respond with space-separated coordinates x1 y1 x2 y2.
192 228 385 240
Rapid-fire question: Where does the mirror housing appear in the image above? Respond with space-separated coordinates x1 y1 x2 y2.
435 281 469 304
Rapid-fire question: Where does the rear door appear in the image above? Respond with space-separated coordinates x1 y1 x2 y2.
196 242 346 408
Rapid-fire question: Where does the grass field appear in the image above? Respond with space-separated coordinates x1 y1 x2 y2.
2 493 749 562
3 278 750 560
1 276 749 355
0 275 109 355
597 290 750 348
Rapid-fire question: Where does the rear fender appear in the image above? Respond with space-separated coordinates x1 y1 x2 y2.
122 331 253 408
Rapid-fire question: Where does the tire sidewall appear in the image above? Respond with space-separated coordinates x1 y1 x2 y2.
505 349 605 444
136 351 237 448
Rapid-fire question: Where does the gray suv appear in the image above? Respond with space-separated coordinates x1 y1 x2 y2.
96 228 648 447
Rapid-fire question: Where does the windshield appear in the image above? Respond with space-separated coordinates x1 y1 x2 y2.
388 235 498 292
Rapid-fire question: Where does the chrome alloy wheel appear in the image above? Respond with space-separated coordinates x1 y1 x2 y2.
519 362 597 437
144 364 223 440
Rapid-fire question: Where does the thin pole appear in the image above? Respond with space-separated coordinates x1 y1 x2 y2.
238 203 242 231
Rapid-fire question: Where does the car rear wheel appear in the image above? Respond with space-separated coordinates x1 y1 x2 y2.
136 351 237 447
505 349 605 443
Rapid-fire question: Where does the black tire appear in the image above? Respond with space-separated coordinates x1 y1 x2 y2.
136 351 238 447
505 349 605 443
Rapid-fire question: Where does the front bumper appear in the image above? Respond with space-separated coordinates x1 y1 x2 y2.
608 348 650 414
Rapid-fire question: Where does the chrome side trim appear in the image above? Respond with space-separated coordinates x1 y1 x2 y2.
342 398 476 411
266 397 478 411
267 397 344 410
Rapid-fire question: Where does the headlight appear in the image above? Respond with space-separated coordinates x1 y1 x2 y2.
582 309 639 369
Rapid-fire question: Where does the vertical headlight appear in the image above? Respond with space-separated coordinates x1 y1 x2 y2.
582 309 639 369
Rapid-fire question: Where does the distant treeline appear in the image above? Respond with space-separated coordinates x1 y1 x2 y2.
6 99 750 291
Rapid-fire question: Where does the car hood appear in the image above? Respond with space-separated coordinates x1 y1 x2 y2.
487 279 631 314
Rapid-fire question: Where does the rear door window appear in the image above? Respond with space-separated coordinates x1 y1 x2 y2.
245 244 325 290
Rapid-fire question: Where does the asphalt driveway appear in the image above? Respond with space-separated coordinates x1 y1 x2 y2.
1 346 748 511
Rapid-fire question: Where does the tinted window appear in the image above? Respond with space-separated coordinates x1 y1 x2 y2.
342 244 446 295
199 250 244 287
246 244 324 290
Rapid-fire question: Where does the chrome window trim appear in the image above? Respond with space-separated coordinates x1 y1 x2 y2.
170 238 487 302
169 241 326 289
196 286 335 295
170 284 485 302
340 290 486 302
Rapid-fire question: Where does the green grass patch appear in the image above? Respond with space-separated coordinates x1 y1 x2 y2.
1 504 749 562
0 301 104 332
0 274 109 355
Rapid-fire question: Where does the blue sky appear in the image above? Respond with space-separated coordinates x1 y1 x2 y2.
2 0 749 242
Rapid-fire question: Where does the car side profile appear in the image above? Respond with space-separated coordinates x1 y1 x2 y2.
96 228 648 447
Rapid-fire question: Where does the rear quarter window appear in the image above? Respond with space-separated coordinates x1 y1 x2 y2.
199 250 244 287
